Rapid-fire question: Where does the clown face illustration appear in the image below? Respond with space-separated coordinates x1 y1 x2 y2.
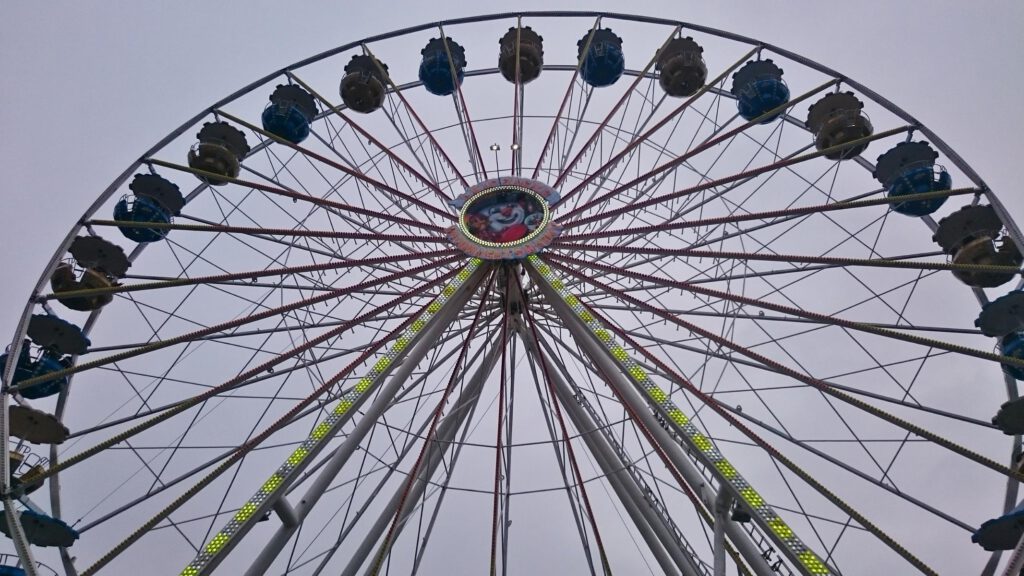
487 201 524 230
454 181 558 259
462 188 548 245
484 200 529 243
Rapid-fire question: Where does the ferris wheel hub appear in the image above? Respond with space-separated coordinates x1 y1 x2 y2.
447 176 562 260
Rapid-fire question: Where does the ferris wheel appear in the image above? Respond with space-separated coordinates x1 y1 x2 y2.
3 10 1024 575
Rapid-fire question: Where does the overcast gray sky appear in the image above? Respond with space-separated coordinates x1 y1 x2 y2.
1 2 1023 575
1 2 1021 329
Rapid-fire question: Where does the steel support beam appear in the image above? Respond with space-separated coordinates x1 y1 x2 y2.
336 338 503 576
533 276 777 576
206 265 486 576
520 322 704 576
712 491 733 576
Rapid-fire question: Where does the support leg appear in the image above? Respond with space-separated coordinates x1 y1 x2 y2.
242 269 484 575
520 322 704 576
339 339 503 576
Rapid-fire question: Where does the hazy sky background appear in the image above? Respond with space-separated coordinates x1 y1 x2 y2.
0 1 1020 333
1 1 1021 337
1 1 1022 573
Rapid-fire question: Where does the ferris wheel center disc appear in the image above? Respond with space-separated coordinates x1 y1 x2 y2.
447 176 562 260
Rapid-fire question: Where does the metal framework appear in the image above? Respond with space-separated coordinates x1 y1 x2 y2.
1 11 1020 576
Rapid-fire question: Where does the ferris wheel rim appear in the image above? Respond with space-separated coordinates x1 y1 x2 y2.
1 11 1018 576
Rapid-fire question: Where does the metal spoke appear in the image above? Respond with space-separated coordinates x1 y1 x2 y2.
544 256 1021 483
13 257 464 393
560 126 913 229
147 158 444 233
362 43 471 190
557 46 760 209
548 252 1024 370
550 25 681 189
515 271 614 575
288 72 454 204
7 13 1015 576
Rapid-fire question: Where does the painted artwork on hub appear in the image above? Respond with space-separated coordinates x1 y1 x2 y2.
463 189 546 244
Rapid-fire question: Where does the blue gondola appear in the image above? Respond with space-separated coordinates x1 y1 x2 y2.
261 84 317 144
114 174 184 243
114 193 168 240
419 38 466 96
114 195 170 242
0 342 71 400
887 166 951 216
578 28 624 88
975 502 1024 551
731 60 789 123
0 509 78 548
873 142 950 216
1002 333 1024 380
0 553 56 576
976 290 1024 337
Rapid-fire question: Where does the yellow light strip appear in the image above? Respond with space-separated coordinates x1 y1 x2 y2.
528 255 831 575
180 259 483 576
